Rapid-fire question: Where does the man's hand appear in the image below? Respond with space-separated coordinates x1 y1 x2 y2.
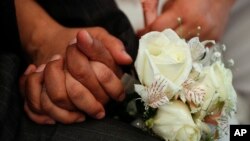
20 63 85 124
20 55 124 124
16 0 133 124
19 28 132 124
138 0 235 41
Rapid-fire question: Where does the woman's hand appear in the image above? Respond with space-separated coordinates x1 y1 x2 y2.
138 0 235 41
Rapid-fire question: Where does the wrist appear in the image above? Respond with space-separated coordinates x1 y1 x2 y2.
15 0 66 65
25 23 64 64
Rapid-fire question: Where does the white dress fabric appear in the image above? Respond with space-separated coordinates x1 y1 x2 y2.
222 0 250 125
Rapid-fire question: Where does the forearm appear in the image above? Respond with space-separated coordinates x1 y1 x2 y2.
15 0 63 63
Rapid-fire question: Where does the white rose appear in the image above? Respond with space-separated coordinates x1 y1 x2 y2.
134 29 192 87
152 100 201 141
194 61 237 122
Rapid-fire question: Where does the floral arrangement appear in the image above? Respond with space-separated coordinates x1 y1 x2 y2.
132 29 237 141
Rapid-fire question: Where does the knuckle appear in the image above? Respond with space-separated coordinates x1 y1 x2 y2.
111 38 125 51
95 64 114 83
44 61 57 74
67 59 90 83
68 84 84 100
92 48 106 59
41 99 52 113
27 100 41 113
72 67 91 83
50 94 68 107
111 37 123 46
98 70 113 83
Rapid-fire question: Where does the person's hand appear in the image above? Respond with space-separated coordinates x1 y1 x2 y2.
17 9 133 124
19 61 84 124
138 0 235 41
16 0 133 124
24 26 131 103
25 25 132 104
20 54 125 124
19 28 132 124
66 29 132 104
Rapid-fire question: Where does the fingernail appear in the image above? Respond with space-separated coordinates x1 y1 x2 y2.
44 119 56 125
69 38 77 45
122 50 132 61
50 54 61 62
76 116 85 123
24 65 35 75
118 93 126 101
96 111 105 119
35 64 46 72
82 30 93 45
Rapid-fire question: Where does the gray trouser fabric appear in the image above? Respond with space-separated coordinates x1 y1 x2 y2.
18 115 161 141
0 56 162 141
0 54 23 141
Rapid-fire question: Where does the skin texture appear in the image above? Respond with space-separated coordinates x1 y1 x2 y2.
141 0 159 26
16 0 132 124
138 0 236 41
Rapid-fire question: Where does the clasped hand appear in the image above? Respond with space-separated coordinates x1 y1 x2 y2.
19 27 132 124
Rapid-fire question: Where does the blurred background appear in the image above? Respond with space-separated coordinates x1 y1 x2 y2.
222 0 250 125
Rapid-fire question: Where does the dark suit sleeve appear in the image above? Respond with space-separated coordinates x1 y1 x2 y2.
0 0 21 54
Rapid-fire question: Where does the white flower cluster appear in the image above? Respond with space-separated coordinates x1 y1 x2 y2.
134 29 237 141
